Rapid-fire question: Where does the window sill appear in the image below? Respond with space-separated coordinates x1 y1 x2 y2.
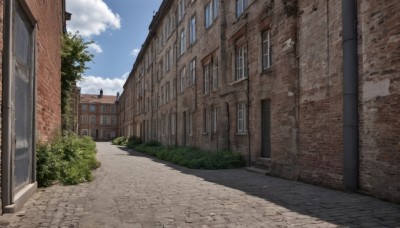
260 68 272 75
230 77 248 86
236 132 248 136
202 132 208 135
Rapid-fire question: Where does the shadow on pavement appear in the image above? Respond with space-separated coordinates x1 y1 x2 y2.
117 146 400 227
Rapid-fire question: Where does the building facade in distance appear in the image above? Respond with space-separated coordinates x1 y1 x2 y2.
79 90 118 141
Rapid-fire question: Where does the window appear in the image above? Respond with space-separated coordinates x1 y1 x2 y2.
101 105 107 113
236 0 250 18
180 29 186 55
262 31 271 71
204 64 210 94
110 105 116 113
180 67 186 93
172 78 177 98
189 59 196 86
111 116 117 125
161 85 165 105
178 0 186 21
82 115 88 124
90 104 96 112
211 107 217 133
82 104 87 112
81 129 88 136
90 116 96 125
205 0 219 28
237 103 247 133
212 59 218 90
188 113 193 135
203 108 210 133
110 132 116 138
189 16 196 44
235 44 248 81
171 114 176 135
166 82 170 102
101 116 108 125
91 129 96 138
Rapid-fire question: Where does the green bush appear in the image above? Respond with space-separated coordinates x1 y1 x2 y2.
112 136 128 146
36 133 100 187
126 136 142 148
133 142 245 170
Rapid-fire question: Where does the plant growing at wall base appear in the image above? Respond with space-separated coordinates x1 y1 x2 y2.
36 134 100 187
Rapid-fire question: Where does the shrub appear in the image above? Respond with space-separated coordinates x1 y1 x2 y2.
36 133 99 187
126 136 142 148
133 142 245 170
111 136 127 146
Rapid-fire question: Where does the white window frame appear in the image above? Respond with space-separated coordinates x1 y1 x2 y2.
237 103 248 133
189 16 196 44
203 108 210 133
189 59 196 86
178 0 186 21
90 104 96 112
235 44 248 81
180 67 186 93
236 0 250 18
180 29 186 55
82 115 88 124
262 31 271 71
90 116 96 125
81 129 88 136
82 104 87 112
204 64 210 94
205 0 219 28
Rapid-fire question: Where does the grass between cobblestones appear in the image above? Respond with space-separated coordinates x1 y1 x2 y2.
112 136 245 169
36 133 100 187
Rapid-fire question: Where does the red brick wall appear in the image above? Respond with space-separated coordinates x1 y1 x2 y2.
358 0 400 202
25 0 63 142
297 0 344 189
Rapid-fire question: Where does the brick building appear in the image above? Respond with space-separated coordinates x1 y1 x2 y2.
0 0 66 213
78 90 118 141
118 0 400 203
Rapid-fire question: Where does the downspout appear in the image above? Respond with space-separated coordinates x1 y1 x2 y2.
342 0 359 191
2 0 13 207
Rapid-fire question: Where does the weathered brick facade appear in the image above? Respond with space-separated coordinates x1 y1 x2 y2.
78 92 118 141
0 0 64 213
118 0 400 203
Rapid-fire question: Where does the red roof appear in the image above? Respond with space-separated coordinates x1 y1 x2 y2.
80 94 117 104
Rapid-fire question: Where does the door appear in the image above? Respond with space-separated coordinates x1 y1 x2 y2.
261 100 271 158
13 1 35 192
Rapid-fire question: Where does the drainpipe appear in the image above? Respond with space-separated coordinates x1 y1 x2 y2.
342 0 359 191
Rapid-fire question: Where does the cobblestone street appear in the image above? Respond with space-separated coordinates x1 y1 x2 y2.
0 142 399 227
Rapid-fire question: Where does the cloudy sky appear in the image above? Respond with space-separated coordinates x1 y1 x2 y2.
66 0 162 96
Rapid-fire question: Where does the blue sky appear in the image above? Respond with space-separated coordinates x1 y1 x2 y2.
66 0 162 95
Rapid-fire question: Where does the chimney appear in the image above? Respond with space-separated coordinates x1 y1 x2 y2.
99 89 103 98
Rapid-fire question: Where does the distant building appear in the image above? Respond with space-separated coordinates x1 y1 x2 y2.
78 90 118 141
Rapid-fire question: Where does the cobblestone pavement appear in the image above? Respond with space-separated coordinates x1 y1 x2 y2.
1 142 399 227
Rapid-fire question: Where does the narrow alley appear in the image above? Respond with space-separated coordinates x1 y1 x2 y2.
0 142 399 227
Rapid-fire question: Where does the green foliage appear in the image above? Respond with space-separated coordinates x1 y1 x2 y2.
132 142 245 170
61 32 94 131
36 134 100 187
126 136 142 148
112 136 128 146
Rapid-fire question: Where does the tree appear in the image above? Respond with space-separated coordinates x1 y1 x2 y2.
61 32 93 132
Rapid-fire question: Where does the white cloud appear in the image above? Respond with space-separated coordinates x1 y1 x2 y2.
78 72 129 96
88 43 103 53
130 48 141 57
66 0 121 37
